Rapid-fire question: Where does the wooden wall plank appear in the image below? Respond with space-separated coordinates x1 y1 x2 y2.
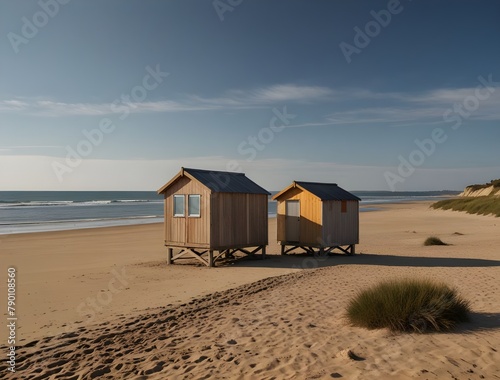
323 200 359 245
210 192 268 249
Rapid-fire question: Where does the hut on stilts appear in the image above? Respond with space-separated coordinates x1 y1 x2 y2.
272 181 360 255
157 167 270 267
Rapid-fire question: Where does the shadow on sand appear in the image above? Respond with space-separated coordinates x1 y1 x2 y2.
218 254 500 333
234 252 500 270
457 312 500 334
235 254 500 333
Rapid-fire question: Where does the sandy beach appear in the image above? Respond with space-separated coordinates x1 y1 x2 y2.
1 201 499 379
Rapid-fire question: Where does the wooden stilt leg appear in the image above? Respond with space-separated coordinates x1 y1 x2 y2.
350 245 355 255
261 246 266 259
167 247 173 265
281 245 285 255
208 250 214 267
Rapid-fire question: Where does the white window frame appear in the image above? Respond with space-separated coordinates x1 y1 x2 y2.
173 194 185 217
188 194 201 217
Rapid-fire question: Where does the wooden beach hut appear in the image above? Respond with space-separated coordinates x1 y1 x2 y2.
157 167 270 267
272 181 361 255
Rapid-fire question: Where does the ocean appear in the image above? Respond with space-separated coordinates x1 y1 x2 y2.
0 190 459 235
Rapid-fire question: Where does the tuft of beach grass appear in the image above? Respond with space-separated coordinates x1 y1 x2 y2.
424 236 448 246
346 279 471 333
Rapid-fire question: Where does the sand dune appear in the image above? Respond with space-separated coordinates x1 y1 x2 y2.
1 202 499 379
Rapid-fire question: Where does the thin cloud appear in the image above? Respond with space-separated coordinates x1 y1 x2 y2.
248 84 333 103
0 84 334 117
2 84 499 123
32 99 221 117
0 99 30 111
0 145 62 149
188 84 334 107
287 85 500 128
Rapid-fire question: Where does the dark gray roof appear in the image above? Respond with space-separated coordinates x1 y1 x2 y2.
295 181 361 201
184 168 270 195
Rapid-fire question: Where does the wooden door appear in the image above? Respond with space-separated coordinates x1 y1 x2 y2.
285 200 300 242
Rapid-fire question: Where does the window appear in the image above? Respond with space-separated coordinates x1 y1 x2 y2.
173 195 185 217
341 200 347 213
188 195 201 217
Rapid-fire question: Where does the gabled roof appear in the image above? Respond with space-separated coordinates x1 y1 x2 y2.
272 181 361 201
158 167 270 195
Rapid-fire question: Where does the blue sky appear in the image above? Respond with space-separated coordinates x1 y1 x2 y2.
1 0 499 191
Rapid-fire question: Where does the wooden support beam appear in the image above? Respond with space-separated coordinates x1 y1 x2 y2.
279 244 355 256
171 248 210 266
190 249 210 266
214 250 226 263
250 246 261 255
172 248 207 260
303 246 315 255
208 250 214 267
172 249 191 261
324 246 335 255
283 245 300 255
237 246 261 256
167 247 173 265
191 249 208 256
165 245 271 267
332 245 350 255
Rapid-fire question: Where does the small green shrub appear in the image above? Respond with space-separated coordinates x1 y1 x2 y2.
346 279 470 333
424 236 448 246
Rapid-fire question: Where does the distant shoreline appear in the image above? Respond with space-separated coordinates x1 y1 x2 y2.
0 190 459 235
0 200 443 236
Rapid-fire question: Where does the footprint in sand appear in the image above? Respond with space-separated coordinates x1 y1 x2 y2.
195 356 209 363
144 361 166 375
89 366 111 378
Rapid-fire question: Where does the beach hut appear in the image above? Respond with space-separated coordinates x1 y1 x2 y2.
157 167 270 267
272 181 361 255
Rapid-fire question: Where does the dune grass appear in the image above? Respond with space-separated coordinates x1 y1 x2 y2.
346 279 471 333
466 179 500 192
424 236 448 246
432 196 500 217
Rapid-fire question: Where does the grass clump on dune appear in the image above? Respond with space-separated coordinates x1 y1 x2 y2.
432 197 500 217
424 236 448 246
346 279 471 333
467 179 500 191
